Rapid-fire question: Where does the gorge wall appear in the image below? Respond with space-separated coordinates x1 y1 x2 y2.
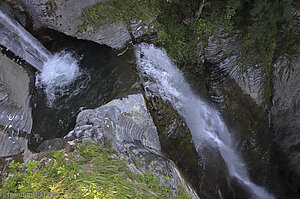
0 50 32 156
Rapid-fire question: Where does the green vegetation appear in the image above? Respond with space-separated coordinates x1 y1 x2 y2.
78 0 207 63
78 0 297 105
47 0 57 10
1 142 190 198
224 0 296 104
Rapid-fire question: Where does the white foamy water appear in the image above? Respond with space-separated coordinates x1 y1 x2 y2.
0 9 82 106
36 52 81 106
135 43 274 199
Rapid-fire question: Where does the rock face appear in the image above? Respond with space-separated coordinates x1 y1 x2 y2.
144 95 237 199
65 93 199 198
203 11 300 191
19 0 131 49
0 50 32 161
0 52 32 136
205 31 265 106
271 47 300 191
0 130 28 157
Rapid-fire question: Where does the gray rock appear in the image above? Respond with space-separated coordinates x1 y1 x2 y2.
0 87 8 101
114 140 199 198
0 129 27 157
37 138 68 152
205 31 265 106
19 0 131 49
65 93 199 198
0 52 32 134
66 93 161 151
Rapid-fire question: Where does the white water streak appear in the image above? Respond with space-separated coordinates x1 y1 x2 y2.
0 9 51 71
135 43 273 199
0 9 81 105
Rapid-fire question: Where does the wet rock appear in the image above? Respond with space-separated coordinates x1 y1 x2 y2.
215 77 285 194
144 95 232 199
205 31 265 106
271 46 300 192
182 59 285 196
0 52 32 135
19 0 131 49
65 93 199 198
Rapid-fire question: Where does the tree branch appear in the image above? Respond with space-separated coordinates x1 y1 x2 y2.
195 0 206 18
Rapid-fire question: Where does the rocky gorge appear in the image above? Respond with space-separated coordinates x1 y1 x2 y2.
0 0 299 198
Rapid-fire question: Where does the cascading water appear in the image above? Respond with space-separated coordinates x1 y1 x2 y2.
0 9 137 147
0 9 50 70
135 43 273 199
0 9 81 105
35 51 82 106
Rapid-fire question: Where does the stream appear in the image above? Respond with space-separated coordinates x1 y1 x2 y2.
0 7 282 198
135 43 274 199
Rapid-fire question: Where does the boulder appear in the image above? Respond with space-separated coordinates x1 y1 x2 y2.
19 0 131 49
65 93 199 198
0 129 28 157
37 138 68 152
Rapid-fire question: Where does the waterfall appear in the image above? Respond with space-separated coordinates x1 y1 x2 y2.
0 9 51 71
0 9 81 105
35 51 81 106
135 43 274 199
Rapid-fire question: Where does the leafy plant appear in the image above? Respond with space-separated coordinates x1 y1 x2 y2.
1 142 190 198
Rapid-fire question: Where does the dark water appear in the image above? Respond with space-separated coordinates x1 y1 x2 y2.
29 30 138 150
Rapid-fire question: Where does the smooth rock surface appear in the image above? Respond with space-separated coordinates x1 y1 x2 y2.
65 93 199 198
0 129 28 157
19 0 131 49
66 93 161 151
205 31 265 106
0 52 32 134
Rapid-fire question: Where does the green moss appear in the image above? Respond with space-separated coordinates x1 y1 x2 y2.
1 142 190 198
79 0 296 105
78 0 208 63
47 0 57 10
80 0 157 29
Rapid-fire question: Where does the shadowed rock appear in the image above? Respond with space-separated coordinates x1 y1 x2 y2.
272 46 300 192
